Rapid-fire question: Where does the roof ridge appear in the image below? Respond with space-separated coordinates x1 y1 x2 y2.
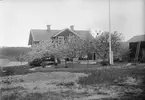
127 34 145 42
134 34 145 37
74 30 89 31
30 29 61 31
31 29 46 30
52 28 82 38
30 29 89 32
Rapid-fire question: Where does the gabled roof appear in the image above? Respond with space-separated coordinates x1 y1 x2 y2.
127 35 145 43
75 30 94 40
30 29 60 41
28 28 94 45
28 29 60 45
53 28 81 38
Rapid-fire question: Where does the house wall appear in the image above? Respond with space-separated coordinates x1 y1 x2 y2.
28 33 33 45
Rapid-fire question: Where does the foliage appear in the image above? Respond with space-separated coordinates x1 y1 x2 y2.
23 49 43 62
56 81 75 87
4 68 15 76
15 54 26 63
25 36 88 64
28 54 60 67
1 78 12 84
29 58 42 67
58 36 87 59
90 31 123 61
100 61 110 66
24 40 64 62
118 45 130 62
24 31 124 64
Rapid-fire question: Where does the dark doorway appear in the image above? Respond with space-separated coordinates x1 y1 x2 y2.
129 41 145 62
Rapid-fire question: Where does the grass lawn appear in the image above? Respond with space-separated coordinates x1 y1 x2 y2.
0 63 145 100
0 62 129 76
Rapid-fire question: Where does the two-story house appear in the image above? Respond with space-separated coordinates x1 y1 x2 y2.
28 25 95 60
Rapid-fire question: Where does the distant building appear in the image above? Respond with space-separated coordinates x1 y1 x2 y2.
28 25 94 46
28 25 95 60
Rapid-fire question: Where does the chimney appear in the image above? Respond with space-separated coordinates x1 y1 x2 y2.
47 25 51 31
70 25 74 30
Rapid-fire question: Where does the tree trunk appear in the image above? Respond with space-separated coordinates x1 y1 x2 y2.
65 58 68 68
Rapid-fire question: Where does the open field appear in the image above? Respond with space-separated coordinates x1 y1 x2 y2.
0 63 145 100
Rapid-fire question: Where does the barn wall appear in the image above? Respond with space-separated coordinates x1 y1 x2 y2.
129 41 145 61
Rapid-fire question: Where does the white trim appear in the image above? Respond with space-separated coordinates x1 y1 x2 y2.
52 28 81 38
88 29 94 38
30 30 35 40
69 28 82 38
52 28 67 37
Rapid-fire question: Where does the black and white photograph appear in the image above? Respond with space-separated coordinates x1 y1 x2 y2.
0 0 145 100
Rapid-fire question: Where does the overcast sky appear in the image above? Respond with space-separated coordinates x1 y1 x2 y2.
0 0 144 47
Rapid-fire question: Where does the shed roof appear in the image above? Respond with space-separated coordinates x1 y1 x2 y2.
127 35 145 43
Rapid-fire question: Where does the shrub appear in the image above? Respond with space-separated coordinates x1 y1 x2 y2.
29 58 42 67
4 68 15 76
114 58 123 62
100 61 109 66
1 79 12 84
56 82 75 87
29 56 60 67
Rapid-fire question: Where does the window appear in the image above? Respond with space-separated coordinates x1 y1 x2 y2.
68 35 74 42
58 36 64 45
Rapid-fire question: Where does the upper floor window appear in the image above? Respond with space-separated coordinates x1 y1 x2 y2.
68 34 74 42
58 36 64 45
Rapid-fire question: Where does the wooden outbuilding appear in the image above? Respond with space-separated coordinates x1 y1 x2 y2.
127 35 145 62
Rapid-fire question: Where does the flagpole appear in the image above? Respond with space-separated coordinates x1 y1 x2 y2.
109 0 113 65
